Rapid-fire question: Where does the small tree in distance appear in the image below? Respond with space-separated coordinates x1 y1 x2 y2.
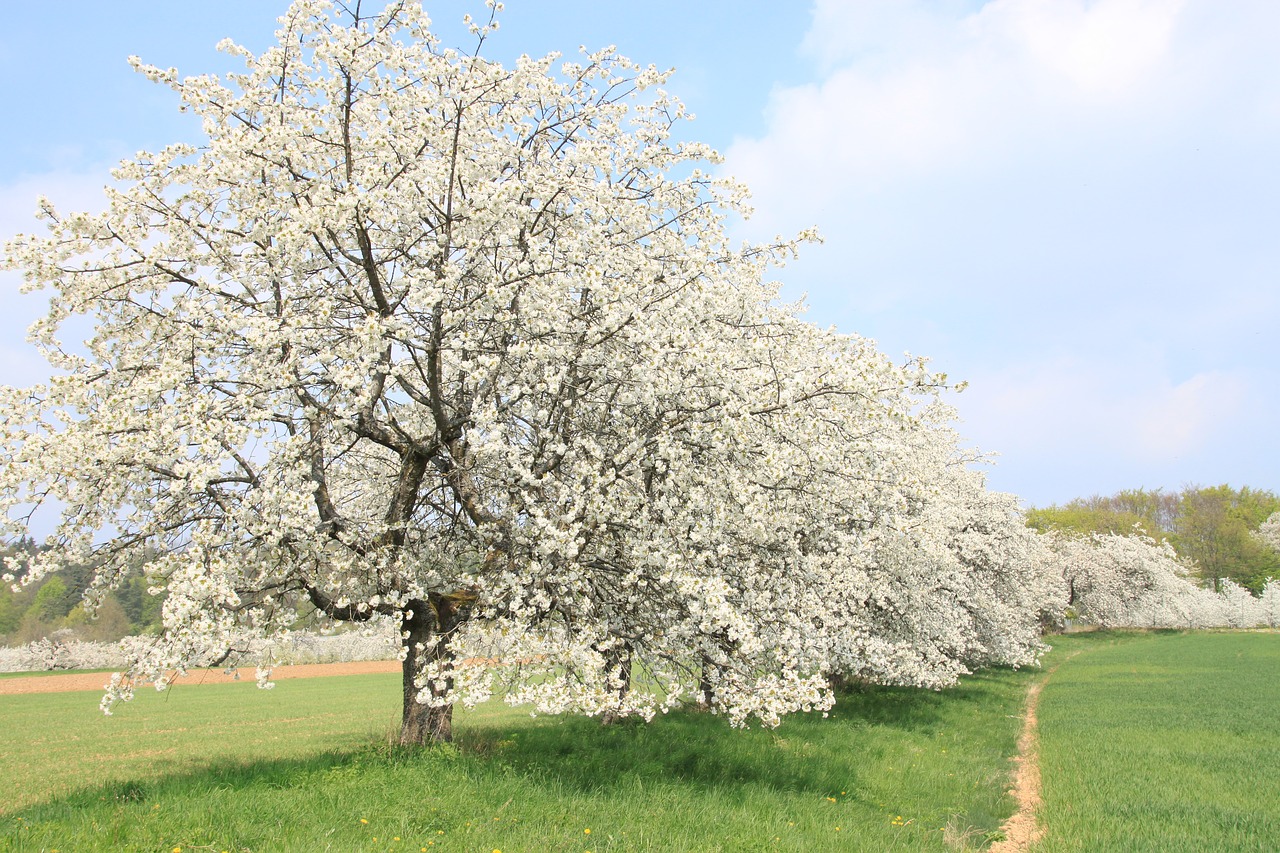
1 1 972 743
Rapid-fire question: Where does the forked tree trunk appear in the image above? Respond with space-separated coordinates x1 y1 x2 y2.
399 595 461 745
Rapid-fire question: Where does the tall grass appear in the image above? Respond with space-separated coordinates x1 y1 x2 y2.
1035 631 1280 852
2 664 1030 851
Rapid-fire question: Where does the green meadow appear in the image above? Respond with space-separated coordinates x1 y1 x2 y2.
2 666 1027 851
1 631 1277 851
1035 631 1280 853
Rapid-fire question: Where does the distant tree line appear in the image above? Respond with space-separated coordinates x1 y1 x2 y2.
0 539 164 645
1027 485 1280 593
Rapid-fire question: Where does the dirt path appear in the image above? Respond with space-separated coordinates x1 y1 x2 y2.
0 659 401 696
988 651 1081 853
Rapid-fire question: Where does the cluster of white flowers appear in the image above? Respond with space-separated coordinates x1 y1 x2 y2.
840 407 1066 686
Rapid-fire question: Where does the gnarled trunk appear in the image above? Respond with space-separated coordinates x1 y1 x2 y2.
399 595 462 745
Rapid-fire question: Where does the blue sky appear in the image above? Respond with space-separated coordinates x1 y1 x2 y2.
2 0 1277 509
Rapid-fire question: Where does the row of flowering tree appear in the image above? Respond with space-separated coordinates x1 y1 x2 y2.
1047 529 1280 629
1 1 1274 744
0 0 1065 742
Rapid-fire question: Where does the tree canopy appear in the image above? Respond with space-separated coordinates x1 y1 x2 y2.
4 0 1064 742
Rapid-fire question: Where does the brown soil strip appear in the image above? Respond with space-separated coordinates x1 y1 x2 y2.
0 659 400 696
988 650 1082 853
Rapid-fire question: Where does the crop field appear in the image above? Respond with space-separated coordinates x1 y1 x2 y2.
1034 631 1280 852
1 631 1277 851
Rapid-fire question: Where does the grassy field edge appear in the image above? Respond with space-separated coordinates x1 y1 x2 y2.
1 657 1040 851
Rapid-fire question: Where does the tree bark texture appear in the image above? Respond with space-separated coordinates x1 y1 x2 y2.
399 595 462 745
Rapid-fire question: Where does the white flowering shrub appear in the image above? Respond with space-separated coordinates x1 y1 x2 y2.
1257 512 1280 554
1216 579 1267 629
0 625 398 674
0 634 166 674
1045 530 1275 630
1259 579 1280 628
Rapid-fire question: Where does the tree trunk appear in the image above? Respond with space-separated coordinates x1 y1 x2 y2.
398 595 460 745
696 656 715 710
600 641 633 726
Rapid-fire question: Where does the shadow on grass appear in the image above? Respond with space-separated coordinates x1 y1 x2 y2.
11 666 1032 827
465 709 850 795
45 748 367 813
1049 627 1186 642
459 673 1023 799
833 680 986 729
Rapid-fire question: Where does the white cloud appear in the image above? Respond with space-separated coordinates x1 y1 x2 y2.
965 357 1246 463
800 0 960 71
973 0 1185 97
951 355 1267 507
728 0 1199 231
724 0 1280 503
802 0 1188 95
1132 371 1247 459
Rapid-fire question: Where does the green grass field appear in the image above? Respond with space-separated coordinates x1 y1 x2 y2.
2 631 1277 851
1 664 1029 851
1035 631 1280 853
